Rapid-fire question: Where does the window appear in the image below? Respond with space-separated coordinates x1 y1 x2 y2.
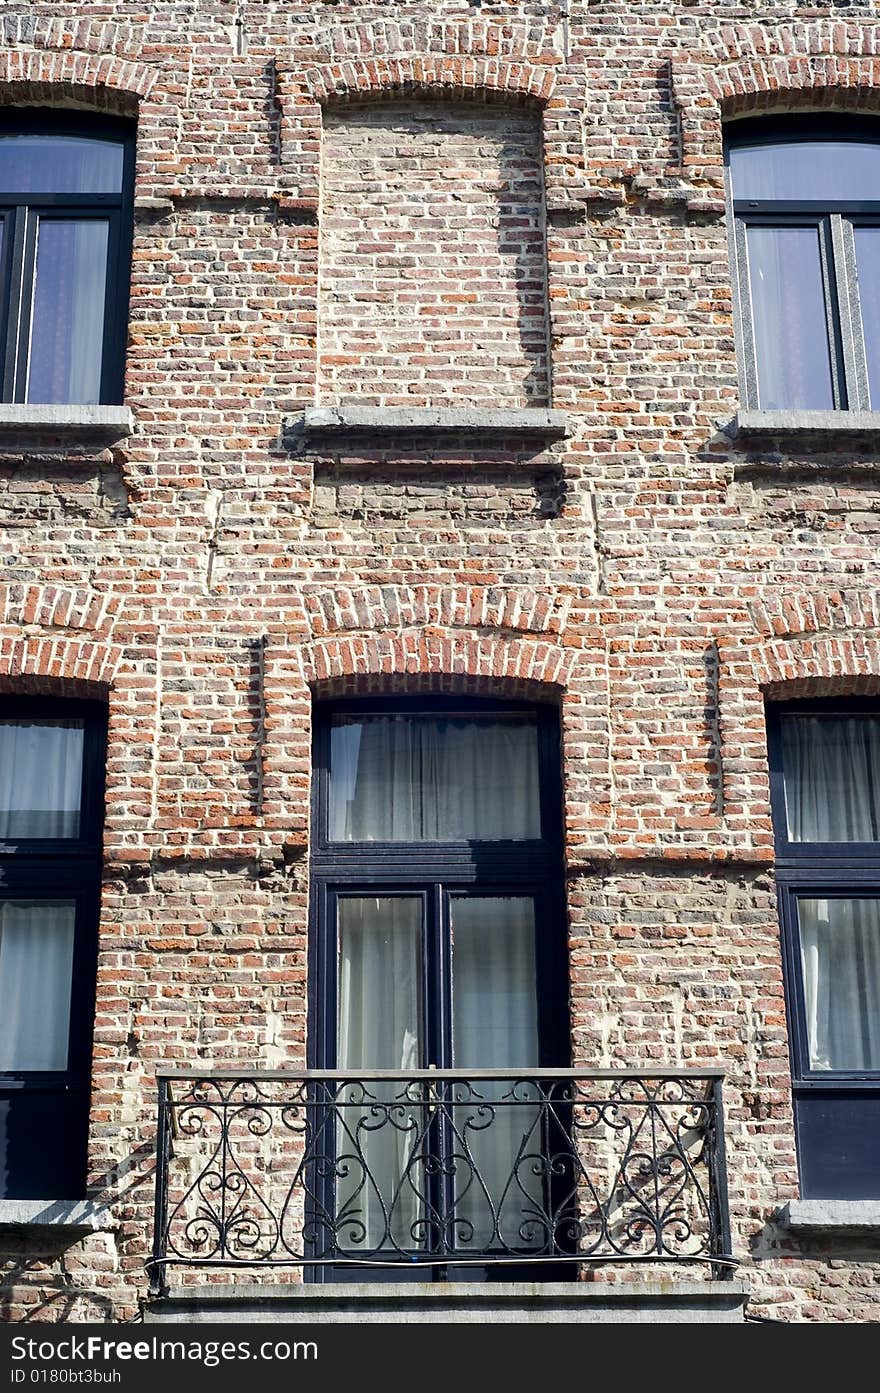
310 698 569 1277
0 698 106 1199
727 117 880 412
768 700 880 1198
0 111 135 405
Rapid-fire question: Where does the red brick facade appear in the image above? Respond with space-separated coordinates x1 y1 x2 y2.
1 0 880 1323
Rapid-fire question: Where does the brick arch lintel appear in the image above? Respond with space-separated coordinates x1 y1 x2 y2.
671 22 880 185
0 47 159 108
301 585 573 643
296 630 579 693
299 55 556 107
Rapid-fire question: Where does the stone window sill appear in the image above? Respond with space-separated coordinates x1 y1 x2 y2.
734 410 880 442
777 1200 880 1233
0 1199 113 1232
0 404 134 446
296 406 568 440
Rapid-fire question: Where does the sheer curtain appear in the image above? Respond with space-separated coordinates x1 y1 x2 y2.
0 720 84 839
330 715 540 841
0 900 76 1070
337 897 422 1251
783 715 880 1070
451 897 541 1251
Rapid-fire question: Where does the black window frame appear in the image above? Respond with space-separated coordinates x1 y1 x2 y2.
726 115 880 413
309 695 572 1277
0 109 136 406
767 697 880 1198
0 696 107 1200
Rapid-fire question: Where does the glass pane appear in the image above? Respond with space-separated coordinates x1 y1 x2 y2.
855 227 880 409
730 139 880 202
0 136 124 194
329 713 541 841
799 898 880 1071
452 897 539 1069
27 219 109 405
746 224 834 410
0 900 75 1070
781 715 880 842
0 719 84 839
336 897 423 1252
451 896 542 1251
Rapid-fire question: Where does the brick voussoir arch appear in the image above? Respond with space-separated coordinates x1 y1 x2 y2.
671 21 880 184
301 55 555 106
0 47 158 107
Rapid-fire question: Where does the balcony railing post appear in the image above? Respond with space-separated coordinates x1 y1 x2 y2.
148 1076 171 1297
709 1075 734 1280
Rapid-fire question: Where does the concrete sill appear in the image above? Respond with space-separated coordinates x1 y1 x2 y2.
0 404 134 445
144 1280 749 1325
296 406 568 440
0 1199 113 1232
734 409 880 441
778 1200 880 1234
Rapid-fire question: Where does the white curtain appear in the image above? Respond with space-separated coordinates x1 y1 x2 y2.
0 720 84 839
783 715 880 1070
0 900 76 1070
337 897 422 1251
800 898 880 1070
329 715 540 841
451 897 541 1251
782 716 880 842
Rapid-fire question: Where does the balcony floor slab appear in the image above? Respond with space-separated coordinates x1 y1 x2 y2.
143 1279 748 1324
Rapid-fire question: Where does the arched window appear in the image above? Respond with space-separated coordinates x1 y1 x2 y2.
726 117 880 412
0 110 135 405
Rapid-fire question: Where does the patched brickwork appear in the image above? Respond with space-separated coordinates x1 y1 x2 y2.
319 97 549 407
0 0 879 1326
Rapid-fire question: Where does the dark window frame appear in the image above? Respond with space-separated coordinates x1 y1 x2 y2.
0 696 107 1199
309 696 571 1276
0 109 136 406
725 116 880 412
767 697 880 1197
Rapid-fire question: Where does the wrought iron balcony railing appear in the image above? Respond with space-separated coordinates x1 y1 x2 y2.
148 1069 735 1294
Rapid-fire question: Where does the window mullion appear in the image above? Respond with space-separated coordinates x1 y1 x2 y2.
829 213 869 411
818 214 849 410
733 215 760 411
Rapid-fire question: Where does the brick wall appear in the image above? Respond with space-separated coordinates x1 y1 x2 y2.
0 0 879 1324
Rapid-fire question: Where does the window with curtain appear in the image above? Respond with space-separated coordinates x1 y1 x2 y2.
311 699 569 1279
0 698 106 1200
726 117 880 412
0 110 135 405
769 701 880 1199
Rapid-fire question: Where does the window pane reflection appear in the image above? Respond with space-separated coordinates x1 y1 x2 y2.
0 136 124 194
28 219 109 405
730 140 880 202
746 224 834 409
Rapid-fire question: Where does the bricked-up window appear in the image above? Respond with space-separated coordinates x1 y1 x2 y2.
0 111 135 405
310 698 569 1278
0 698 106 1199
768 700 880 1199
726 117 880 412
319 99 550 408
